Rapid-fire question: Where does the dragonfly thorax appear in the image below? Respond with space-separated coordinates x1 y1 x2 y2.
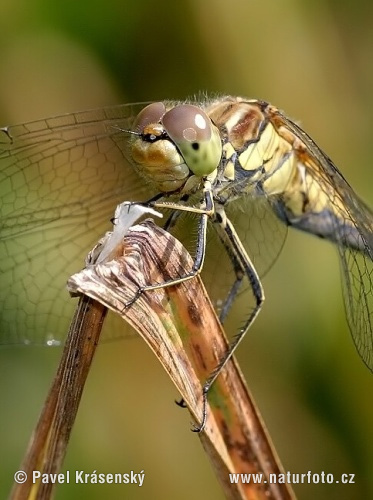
206 98 297 203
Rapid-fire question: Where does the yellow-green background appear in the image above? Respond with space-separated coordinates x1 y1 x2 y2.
1 1 373 499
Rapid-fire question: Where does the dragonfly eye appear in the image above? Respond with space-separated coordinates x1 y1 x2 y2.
162 104 222 177
132 102 166 133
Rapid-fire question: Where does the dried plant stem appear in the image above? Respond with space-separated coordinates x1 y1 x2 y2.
11 219 295 500
69 220 295 500
10 297 107 500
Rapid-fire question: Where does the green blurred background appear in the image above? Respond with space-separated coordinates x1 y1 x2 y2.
1 0 373 499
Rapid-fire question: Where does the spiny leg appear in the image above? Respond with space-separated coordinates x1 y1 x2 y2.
124 182 214 306
125 185 213 412
162 194 190 232
193 213 264 432
213 211 246 323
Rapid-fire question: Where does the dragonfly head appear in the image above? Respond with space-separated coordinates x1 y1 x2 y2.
130 102 222 193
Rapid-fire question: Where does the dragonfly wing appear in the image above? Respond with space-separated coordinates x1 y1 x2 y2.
199 196 288 322
0 103 158 345
225 195 288 278
275 109 373 370
339 244 373 370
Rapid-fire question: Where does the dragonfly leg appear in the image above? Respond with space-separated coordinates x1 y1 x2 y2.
193 213 264 432
123 183 214 307
213 219 246 323
163 194 190 232
175 398 188 408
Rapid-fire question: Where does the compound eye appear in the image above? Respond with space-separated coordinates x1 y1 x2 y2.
162 104 221 177
132 102 166 133
162 104 212 143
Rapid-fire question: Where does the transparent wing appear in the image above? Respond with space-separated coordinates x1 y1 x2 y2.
0 103 158 345
278 111 373 370
339 245 373 369
225 196 288 277
158 191 288 329
200 196 288 324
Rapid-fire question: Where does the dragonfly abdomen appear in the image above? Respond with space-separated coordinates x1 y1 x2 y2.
273 190 368 253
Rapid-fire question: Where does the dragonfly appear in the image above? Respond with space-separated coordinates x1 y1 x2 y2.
1 96 373 399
